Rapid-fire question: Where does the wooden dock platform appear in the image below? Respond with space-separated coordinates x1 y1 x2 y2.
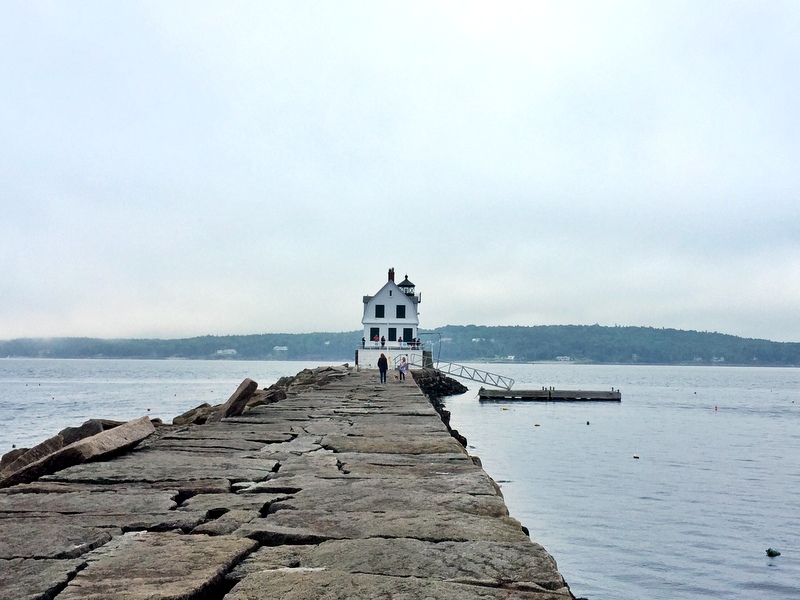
479 387 621 402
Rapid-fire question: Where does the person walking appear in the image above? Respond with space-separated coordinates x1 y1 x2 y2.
377 353 388 384
398 356 408 382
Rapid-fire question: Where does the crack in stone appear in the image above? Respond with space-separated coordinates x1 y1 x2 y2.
259 496 294 517
41 557 88 599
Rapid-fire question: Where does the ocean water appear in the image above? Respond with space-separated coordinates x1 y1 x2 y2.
1 359 798 599
445 363 800 600
0 359 341 452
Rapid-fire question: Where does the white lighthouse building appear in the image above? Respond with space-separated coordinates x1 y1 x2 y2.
356 268 427 369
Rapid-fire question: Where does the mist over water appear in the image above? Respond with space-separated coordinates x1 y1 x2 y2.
1 359 798 598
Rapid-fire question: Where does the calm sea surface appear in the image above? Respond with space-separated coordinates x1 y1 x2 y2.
1 359 798 599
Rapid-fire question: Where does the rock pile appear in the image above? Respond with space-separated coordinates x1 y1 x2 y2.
173 365 353 426
411 367 470 448
411 367 469 400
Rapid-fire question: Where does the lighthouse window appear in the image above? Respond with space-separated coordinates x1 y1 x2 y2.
375 304 385 318
396 305 406 318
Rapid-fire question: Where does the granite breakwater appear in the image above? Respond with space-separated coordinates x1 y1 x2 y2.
0 364 575 599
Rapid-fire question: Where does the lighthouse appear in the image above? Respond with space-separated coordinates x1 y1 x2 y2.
356 268 426 369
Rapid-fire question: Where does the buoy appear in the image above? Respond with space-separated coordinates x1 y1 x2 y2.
715 406 718 411
767 548 781 557
586 421 590 425
147 408 151 412
633 454 640 459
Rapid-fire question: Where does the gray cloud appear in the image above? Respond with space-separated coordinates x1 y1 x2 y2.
2 1 799 341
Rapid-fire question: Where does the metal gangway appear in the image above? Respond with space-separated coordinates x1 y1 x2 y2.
405 354 514 390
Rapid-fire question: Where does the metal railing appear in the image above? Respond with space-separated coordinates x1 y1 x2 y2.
359 341 426 351
405 355 514 390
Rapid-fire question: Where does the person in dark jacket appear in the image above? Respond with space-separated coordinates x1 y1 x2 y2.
377 353 388 384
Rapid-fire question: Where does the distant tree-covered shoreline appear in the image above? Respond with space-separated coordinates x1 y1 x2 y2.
2 325 799 366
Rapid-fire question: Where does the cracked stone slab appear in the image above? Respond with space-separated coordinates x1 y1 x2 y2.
223 409 318 424
191 509 261 535
267 478 510 517
177 492 284 514
258 435 324 455
42 449 279 484
259 451 341 478
265 461 501 496
158 424 295 444
57 531 257 599
148 438 267 453
0 519 116 559
321 433 467 454
0 557 86 600
0 489 177 516
236 509 531 543
324 411 449 427
328 450 481 478
226 569 572 599
0 479 228 498
229 538 572 595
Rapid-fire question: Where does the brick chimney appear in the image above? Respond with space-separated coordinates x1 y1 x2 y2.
388 267 395 282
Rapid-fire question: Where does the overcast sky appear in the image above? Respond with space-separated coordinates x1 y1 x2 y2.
2 1 799 343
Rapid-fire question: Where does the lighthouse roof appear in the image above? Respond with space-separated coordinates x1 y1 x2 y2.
399 275 414 287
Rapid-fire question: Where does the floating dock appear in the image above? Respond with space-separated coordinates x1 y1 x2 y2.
479 387 621 402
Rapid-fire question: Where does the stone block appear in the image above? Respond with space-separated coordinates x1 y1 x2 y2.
57 531 257 599
59 419 124 446
1 434 65 476
0 558 85 600
226 569 572 599
206 378 259 423
172 402 217 425
0 416 155 488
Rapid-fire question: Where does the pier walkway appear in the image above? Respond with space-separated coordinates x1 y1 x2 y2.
0 367 574 599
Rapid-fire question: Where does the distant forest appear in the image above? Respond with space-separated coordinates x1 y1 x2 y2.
2 325 800 366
